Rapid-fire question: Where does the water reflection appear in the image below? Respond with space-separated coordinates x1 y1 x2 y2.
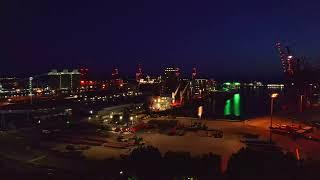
204 86 284 120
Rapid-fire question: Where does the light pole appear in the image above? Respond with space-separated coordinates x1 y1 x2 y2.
130 116 134 126
299 95 304 113
270 93 278 143
198 106 203 125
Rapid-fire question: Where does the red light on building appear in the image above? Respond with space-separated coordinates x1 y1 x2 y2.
79 68 89 80
136 64 143 82
175 68 180 77
192 67 197 79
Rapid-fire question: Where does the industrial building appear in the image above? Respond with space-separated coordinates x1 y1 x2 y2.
32 69 81 91
162 67 180 96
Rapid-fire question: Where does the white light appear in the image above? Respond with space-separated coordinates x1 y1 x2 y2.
38 120 41 124
130 116 133 120
89 110 93 114
120 116 123 120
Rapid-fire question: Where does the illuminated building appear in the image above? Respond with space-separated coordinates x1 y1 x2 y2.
207 79 217 92
79 68 89 80
162 67 180 96
242 81 264 89
78 68 104 91
111 68 124 87
190 78 216 97
46 69 81 90
80 80 99 91
267 84 285 90
222 82 241 92
137 75 161 95
0 77 20 89
150 96 172 111
189 67 216 97
136 64 143 82
0 77 31 99
138 75 160 84
192 67 197 80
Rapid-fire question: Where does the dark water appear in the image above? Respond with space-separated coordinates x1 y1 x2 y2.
191 87 284 120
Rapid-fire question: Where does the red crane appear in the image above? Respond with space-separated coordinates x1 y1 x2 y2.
275 42 295 77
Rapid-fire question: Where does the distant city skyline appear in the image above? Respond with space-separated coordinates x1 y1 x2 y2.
0 65 284 82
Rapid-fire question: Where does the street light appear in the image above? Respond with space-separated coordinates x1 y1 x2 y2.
270 93 278 143
198 106 203 119
271 93 279 99
270 93 278 128
130 116 134 125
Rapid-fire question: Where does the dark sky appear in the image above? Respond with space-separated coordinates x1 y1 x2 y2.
2 0 320 80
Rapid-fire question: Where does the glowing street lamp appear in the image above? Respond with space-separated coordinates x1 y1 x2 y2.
130 116 134 125
271 93 279 98
198 106 203 119
270 93 278 143
270 93 278 127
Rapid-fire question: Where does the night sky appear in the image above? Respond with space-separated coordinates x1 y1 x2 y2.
2 0 320 80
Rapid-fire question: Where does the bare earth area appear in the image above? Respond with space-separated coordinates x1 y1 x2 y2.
1 115 320 172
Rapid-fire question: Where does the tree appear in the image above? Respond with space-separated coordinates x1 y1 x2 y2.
226 147 300 180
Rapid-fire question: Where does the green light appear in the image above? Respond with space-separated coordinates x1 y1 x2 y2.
224 82 231 86
223 87 230 92
233 93 241 116
224 99 231 116
234 82 241 86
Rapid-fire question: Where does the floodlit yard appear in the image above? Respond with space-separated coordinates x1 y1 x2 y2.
1 115 320 172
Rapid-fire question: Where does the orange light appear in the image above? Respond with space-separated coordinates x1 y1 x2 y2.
271 93 279 98
198 106 203 118
295 148 300 160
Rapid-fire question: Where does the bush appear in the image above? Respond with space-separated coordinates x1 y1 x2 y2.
227 147 300 180
122 146 221 179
